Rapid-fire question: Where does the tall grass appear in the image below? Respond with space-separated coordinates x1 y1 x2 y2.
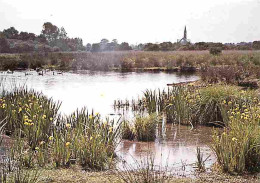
211 102 260 173
0 88 122 173
122 113 159 142
117 84 259 128
0 89 61 149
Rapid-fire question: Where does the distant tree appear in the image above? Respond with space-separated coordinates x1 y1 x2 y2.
144 43 159 51
112 39 118 44
91 43 100 52
110 39 119 50
209 47 222 55
18 32 36 40
41 22 60 45
0 31 5 38
86 43 92 51
118 42 132 51
3 27 19 39
159 42 173 51
137 43 144 50
36 34 48 43
253 41 260 50
194 42 209 50
59 27 68 39
0 38 11 53
100 38 109 51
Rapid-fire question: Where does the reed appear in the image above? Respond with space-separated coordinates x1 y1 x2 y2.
211 102 260 173
135 114 159 141
0 88 61 149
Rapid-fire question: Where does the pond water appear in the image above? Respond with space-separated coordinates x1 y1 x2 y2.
0 70 215 175
0 70 199 115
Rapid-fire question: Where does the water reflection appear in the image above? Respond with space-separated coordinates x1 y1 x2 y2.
117 124 215 175
0 70 199 116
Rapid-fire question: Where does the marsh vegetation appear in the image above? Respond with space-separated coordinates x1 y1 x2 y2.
0 55 260 182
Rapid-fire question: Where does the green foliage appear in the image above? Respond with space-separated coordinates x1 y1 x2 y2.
135 114 158 141
121 114 159 142
122 121 135 140
212 103 260 173
209 47 222 55
0 89 60 149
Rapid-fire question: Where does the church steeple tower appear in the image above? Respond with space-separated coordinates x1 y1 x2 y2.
184 26 187 39
177 25 190 45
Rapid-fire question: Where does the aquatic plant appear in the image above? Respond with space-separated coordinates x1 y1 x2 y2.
122 121 135 140
0 88 61 149
195 147 210 172
135 114 159 142
211 103 260 173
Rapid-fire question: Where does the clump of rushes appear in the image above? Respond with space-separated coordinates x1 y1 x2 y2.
135 113 158 141
54 109 122 170
211 102 260 173
122 121 135 140
121 114 159 142
0 88 60 149
195 85 259 126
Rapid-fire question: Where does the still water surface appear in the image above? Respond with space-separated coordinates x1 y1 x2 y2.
0 70 215 175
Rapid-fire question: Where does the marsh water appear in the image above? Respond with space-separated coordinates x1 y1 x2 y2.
0 70 215 175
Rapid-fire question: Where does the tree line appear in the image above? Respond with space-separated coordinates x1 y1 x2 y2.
0 22 260 53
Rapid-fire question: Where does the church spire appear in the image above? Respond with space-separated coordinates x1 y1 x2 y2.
184 26 187 39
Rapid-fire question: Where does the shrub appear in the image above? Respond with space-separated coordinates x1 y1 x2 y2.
209 47 222 55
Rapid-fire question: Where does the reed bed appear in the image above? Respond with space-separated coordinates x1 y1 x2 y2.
116 84 259 127
1 51 260 73
0 88 122 181
211 101 260 174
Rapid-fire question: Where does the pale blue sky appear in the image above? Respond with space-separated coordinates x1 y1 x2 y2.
0 0 259 44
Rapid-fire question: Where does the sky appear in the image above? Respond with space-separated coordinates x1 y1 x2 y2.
0 0 259 45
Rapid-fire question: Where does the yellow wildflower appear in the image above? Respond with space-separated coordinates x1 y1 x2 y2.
24 122 29 126
49 136 54 141
66 123 71 128
42 115 46 119
232 137 237 141
65 142 70 147
89 115 93 119
109 127 113 133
